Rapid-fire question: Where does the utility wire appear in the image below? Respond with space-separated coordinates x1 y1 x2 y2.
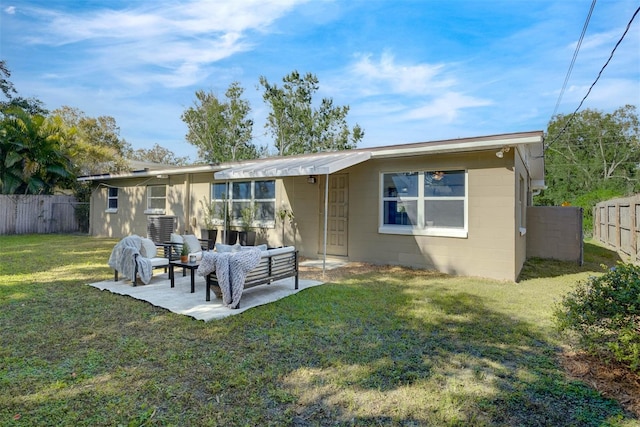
551 0 597 119
545 6 640 150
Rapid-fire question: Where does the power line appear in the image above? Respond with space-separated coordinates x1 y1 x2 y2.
551 0 597 119
545 6 640 150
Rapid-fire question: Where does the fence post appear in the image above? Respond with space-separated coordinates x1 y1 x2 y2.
633 195 638 263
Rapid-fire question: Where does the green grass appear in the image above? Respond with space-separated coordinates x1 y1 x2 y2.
0 235 636 426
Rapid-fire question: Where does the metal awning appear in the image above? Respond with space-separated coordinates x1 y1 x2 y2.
214 150 371 277
214 151 371 180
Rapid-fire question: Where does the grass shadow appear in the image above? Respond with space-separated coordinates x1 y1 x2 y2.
1 236 635 425
518 241 623 281
238 275 631 425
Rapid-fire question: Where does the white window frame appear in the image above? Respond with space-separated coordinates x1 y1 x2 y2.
211 180 276 228
106 187 118 213
518 174 527 236
378 170 468 238
144 185 166 215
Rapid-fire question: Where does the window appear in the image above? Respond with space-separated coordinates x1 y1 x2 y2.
211 180 276 226
145 185 166 214
518 175 526 235
106 187 118 212
380 170 467 238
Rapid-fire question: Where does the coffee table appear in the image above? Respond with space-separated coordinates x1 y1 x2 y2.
169 260 200 293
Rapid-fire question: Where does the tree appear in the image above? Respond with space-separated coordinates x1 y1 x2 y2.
259 71 364 156
0 60 16 100
53 106 132 176
0 107 73 194
536 105 639 231
182 82 257 163
128 143 190 166
1 60 48 116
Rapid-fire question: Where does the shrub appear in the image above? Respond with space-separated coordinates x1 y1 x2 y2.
554 262 640 373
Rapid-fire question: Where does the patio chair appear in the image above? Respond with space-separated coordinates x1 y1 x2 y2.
108 235 170 285
165 233 210 261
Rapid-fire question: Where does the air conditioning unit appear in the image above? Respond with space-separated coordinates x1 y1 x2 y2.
147 216 176 244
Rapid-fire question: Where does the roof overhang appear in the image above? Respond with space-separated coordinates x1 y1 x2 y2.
77 164 224 182
214 151 372 180
370 131 545 188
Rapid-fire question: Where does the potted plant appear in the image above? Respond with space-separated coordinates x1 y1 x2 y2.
238 205 257 246
277 206 294 247
214 196 236 244
180 242 189 262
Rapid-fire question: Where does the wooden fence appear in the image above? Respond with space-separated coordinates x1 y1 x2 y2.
0 195 82 235
593 194 640 263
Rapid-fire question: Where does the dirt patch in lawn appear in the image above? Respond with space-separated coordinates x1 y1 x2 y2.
298 260 444 283
560 351 640 418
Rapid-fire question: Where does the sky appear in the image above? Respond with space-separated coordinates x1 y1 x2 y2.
1 0 638 162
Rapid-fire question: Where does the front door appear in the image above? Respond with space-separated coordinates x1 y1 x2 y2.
319 174 348 256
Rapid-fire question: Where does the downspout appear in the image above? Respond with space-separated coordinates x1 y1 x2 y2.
224 180 229 244
184 173 192 233
323 173 329 277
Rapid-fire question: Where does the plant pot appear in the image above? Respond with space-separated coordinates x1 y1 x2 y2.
238 231 256 246
224 230 238 245
201 229 217 249
180 255 188 263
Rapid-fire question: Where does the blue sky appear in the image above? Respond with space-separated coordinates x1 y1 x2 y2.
1 0 638 162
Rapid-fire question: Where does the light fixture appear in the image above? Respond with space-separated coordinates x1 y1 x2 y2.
495 146 510 158
156 174 168 179
307 175 317 184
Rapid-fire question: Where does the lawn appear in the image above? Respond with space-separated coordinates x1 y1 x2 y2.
0 234 637 426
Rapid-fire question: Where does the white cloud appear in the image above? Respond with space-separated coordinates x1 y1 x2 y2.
571 29 621 52
22 0 306 89
405 92 493 122
346 53 492 124
4 6 16 14
350 52 455 96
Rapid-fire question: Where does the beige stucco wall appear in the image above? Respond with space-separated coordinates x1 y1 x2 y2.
344 150 519 281
89 148 526 281
90 172 303 248
90 174 188 239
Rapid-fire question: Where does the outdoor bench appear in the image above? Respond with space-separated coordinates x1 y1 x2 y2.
205 246 299 305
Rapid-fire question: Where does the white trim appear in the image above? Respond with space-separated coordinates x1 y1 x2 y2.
144 209 166 215
371 135 542 159
379 170 468 237
105 208 118 214
378 225 468 238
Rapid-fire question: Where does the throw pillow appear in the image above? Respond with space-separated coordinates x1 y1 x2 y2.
139 238 158 258
215 243 242 253
182 234 202 254
241 244 267 252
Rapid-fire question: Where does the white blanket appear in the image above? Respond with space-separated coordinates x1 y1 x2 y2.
108 235 153 285
198 248 262 308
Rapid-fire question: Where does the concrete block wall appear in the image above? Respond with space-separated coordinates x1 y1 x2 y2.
526 206 583 264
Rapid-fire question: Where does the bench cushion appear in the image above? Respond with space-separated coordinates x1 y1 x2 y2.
150 257 170 267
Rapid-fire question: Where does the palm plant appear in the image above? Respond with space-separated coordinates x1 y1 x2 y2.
0 107 73 194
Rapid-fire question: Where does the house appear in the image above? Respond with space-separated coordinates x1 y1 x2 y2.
79 130 545 281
